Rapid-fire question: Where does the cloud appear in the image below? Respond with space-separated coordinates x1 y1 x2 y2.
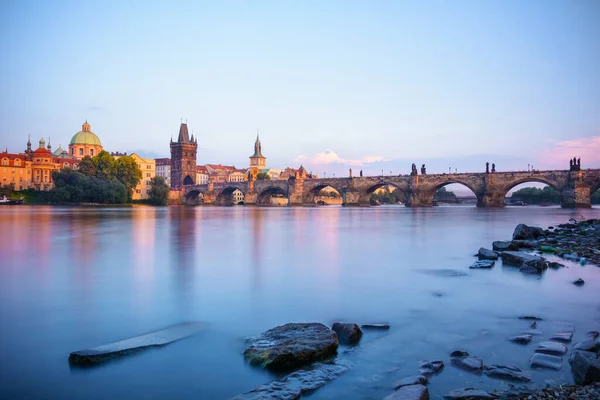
293 150 384 167
536 136 600 168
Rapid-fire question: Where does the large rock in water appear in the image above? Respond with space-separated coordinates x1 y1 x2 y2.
483 364 531 382
478 248 498 260
569 350 600 385
385 384 429 400
493 241 518 252
513 224 535 240
501 251 543 267
243 323 338 370
331 322 362 344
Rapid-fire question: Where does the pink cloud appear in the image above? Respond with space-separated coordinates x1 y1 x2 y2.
293 150 384 167
536 136 600 169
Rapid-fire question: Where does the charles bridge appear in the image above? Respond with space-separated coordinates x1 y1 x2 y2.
180 167 600 208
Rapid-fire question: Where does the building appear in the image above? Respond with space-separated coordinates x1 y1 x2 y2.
0 152 31 190
196 165 209 185
228 169 248 182
263 168 281 180
69 121 103 158
155 158 171 186
170 122 197 189
232 189 244 204
113 153 155 200
249 134 266 179
205 164 235 183
280 165 314 180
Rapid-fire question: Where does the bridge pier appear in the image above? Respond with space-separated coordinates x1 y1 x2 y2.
561 174 591 208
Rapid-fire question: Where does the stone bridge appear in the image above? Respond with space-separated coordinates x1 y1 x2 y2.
182 168 600 208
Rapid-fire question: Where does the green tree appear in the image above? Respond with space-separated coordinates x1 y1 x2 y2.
433 187 458 202
93 150 117 181
257 172 271 180
511 186 561 204
78 156 97 176
114 156 142 201
590 189 599 204
50 169 127 204
148 176 170 205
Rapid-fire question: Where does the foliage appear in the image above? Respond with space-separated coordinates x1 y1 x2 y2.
592 189 600 205
49 169 127 204
148 176 170 205
0 183 15 198
510 186 561 204
433 187 458 202
257 172 271 180
114 156 143 201
370 186 404 204
77 156 96 176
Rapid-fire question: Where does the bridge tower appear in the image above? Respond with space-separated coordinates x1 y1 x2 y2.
170 122 197 189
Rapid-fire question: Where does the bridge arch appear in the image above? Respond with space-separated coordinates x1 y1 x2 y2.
304 184 345 206
366 182 408 205
183 175 194 185
257 186 288 206
184 190 204 205
215 186 246 206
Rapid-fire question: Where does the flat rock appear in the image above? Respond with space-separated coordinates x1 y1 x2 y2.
547 261 565 269
549 332 573 343
574 341 600 353
232 362 348 400
569 350 600 385
484 364 531 382
332 322 362 344
68 321 207 365
470 260 495 269
361 323 390 330
385 384 429 400
522 329 543 336
501 251 543 267
530 353 563 370
493 241 518 252
243 323 338 370
478 248 498 260
451 356 483 373
418 360 444 376
536 341 568 355
508 334 532 344
393 375 428 390
443 388 496 399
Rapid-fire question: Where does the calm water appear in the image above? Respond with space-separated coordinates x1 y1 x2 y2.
1 205 599 400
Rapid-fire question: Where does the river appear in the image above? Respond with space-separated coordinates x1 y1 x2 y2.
0 205 599 399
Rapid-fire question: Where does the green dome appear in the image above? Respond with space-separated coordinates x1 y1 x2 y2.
70 121 102 146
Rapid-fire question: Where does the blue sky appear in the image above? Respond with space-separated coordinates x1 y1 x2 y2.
1 0 599 179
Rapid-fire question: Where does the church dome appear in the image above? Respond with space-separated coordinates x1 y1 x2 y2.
70 121 102 146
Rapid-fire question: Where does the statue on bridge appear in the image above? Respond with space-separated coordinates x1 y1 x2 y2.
571 157 581 171
421 164 426 175
411 163 418 176
486 162 489 174
360 170 363 177
349 168 352 178
492 163 496 173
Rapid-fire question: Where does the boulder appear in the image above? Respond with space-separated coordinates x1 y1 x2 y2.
588 331 600 341
569 350 600 385
493 241 518 252
483 364 531 382
535 341 568 355
508 334 532 344
530 353 563 370
443 388 495 399
243 323 338 370
549 332 573 343
521 257 548 273
574 341 600 353
361 323 390 330
385 384 429 400
418 360 444 376
513 224 534 240
450 356 483 373
393 375 428 390
477 248 498 260
470 260 495 269
511 239 537 248
501 251 542 267
547 261 565 269
331 322 362 344
450 350 469 357
529 226 546 239
573 278 585 286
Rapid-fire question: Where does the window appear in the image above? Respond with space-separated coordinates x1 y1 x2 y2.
79 148 83 156
147 165 151 169
90 149 94 156
146 172 151 177
15 159 21 166
1 158 8 166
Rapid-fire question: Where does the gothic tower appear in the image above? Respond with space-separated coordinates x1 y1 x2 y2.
170 122 197 189
249 134 266 170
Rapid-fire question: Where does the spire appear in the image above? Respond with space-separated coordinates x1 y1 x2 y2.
250 130 265 158
177 122 190 143
39 137 45 149
47 136 51 151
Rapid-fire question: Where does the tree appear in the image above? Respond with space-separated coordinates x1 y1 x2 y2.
148 176 170 205
49 169 127 204
94 150 116 181
433 187 458 202
592 190 600 204
78 156 96 176
511 186 561 204
257 172 270 180
114 156 142 201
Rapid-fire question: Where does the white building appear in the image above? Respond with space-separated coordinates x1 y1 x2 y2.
155 158 171 187
196 165 209 185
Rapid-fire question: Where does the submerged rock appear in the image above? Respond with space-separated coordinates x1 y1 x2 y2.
418 360 444 376
484 364 531 382
547 261 565 269
569 350 600 385
536 341 568 355
508 334 532 344
573 341 600 353
470 260 495 269
550 332 573 343
530 353 563 370
518 316 544 321
443 388 496 399
501 251 543 267
243 323 338 370
393 375 428 390
588 331 600 341
361 323 390 330
477 248 498 260
385 384 429 400
331 322 362 344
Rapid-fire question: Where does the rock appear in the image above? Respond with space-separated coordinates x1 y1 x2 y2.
361 324 390 330
477 248 498 260
519 316 544 321
530 321 537 328
332 322 362 344
513 224 535 240
385 384 429 400
549 332 573 343
573 278 585 286
501 251 543 267
484 364 531 382
519 264 541 274
243 323 338 370
393 375 428 390
512 239 538 248
470 260 495 269
493 241 518 252
509 334 532 344
529 226 546 239
450 350 469 357
547 261 565 269
536 341 568 355
569 350 600 385
450 356 483 373
588 331 600 341
530 353 563 370
418 360 444 376
522 329 543 336
574 341 600 353
443 388 496 399
68 321 207 366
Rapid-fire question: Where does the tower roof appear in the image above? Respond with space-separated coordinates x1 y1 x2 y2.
250 134 265 158
177 123 190 143
70 121 102 146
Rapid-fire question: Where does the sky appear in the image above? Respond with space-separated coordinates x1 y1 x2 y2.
1 0 599 183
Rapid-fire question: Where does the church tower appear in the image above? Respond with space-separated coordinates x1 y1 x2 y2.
170 122 197 189
249 134 266 171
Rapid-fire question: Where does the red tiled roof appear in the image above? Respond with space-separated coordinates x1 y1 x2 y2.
32 147 52 157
